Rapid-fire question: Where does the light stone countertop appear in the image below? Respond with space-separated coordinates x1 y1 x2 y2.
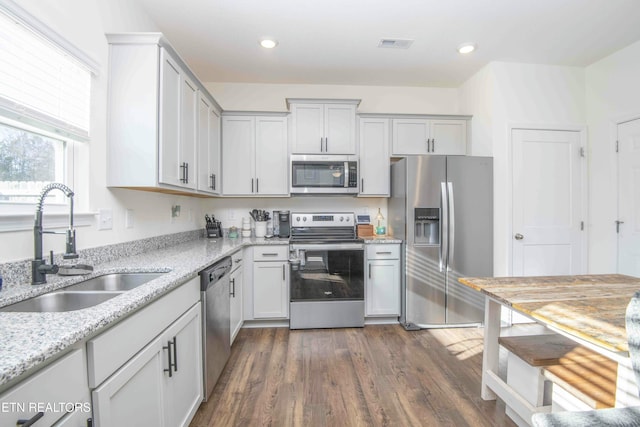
0 236 288 388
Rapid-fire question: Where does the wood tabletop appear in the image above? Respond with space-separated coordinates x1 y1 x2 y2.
458 274 640 354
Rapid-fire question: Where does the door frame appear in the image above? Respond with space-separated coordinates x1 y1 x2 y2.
506 123 588 276
613 113 640 272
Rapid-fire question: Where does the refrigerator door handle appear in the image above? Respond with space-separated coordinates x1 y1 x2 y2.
447 182 455 268
440 182 448 272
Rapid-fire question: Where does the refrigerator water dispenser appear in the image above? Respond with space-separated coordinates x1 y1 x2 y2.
414 208 440 245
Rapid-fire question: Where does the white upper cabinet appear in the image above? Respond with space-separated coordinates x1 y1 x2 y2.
197 95 221 195
358 117 390 197
391 118 468 156
106 33 222 196
222 114 289 196
288 99 360 154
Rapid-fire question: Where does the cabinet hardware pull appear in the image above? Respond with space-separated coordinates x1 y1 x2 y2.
17 412 44 426
325 137 328 152
262 253 278 256
376 251 392 255
282 264 285 280
256 178 259 193
210 174 215 190
234 258 242 263
431 139 435 152
185 163 189 183
426 138 430 153
87 418 93 427
368 264 372 279
163 339 173 377
180 162 187 183
320 137 323 152
172 336 178 372
213 173 216 190
361 178 364 192
616 220 625 233
230 278 236 297
251 178 254 193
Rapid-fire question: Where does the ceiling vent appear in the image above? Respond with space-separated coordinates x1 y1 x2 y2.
378 38 414 49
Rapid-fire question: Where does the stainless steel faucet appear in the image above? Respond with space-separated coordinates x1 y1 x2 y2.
32 183 79 285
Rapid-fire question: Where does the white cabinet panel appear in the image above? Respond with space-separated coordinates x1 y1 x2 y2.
291 103 324 153
391 118 467 155
359 117 390 197
253 261 288 318
255 116 288 195
197 95 221 194
222 116 255 195
324 104 357 154
290 101 357 154
230 264 244 344
365 244 401 317
180 75 198 189
159 50 182 187
430 120 466 155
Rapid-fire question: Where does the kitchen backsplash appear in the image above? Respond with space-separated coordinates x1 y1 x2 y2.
0 229 202 289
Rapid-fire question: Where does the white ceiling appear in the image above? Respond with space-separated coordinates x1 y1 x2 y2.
131 0 640 87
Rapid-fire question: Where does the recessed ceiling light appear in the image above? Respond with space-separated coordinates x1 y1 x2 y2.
458 43 476 54
260 39 278 49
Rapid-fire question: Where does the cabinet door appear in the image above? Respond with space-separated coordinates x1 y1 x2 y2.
291 103 324 153
391 119 430 155
197 97 221 194
230 267 243 344
324 104 356 154
430 119 467 155
159 49 182 187
255 116 289 195
92 336 165 427
366 260 400 316
358 118 390 196
180 75 198 189
253 261 288 318
222 116 255 195
163 304 203 427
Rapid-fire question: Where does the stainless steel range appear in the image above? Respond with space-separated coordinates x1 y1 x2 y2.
289 212 365 329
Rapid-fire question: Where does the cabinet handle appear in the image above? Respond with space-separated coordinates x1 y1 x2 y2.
320 137 323 152
87 418 93 427
368 264 372 279
230 278 236 297
431 139 435 152
376 251 392 255
185 163 189 183
210 174 215 190
172 336 178 372
426 138 430 153
163 339 173 377
251 178 254 193
361 178 364 192
256 178 259 193
180 162 187 183
282 264 285 280
213 173 216 190
261 253 278 256
17 412 44 426
325 137 328 152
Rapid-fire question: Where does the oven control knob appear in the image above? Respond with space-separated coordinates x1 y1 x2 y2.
296 216 300 221
346 217 350 222
339 216 344 222
303 217 307 222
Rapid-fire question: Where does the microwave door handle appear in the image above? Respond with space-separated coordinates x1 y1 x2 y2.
344 162 349 187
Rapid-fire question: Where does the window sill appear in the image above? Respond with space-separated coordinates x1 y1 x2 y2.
0 212 96 232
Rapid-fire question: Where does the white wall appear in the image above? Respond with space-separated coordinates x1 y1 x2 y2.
1 0 205 263
586 40 640 273
205 82 459 114
459 62 586 276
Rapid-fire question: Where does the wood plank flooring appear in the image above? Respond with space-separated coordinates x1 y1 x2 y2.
190 325 516 427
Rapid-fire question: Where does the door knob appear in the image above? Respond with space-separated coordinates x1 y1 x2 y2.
514 233 524 240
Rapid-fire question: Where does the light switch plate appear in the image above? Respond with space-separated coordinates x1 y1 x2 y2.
125 209 134 229
98 209 113 230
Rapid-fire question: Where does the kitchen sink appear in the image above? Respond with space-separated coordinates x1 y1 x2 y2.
65 272 165 292
0 291 122 312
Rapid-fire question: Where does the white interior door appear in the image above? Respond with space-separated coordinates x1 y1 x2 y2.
512 129 584 276
618 119 640 276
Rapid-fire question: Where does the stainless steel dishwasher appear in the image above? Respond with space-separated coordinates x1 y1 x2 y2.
200 256 232 401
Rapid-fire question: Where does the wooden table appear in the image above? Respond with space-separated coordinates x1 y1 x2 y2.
458 274 640 419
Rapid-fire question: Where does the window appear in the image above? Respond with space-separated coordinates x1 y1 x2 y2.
0 2 94 218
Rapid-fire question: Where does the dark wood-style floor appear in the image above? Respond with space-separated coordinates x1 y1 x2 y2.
190 325 516 427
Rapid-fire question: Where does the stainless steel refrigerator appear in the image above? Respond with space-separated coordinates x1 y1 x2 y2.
389 156 493 329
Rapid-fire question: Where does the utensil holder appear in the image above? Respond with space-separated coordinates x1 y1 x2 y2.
255 221 267 238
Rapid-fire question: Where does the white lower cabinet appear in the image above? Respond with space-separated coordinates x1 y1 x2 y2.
230 250 244 344
90 277 202 427
0 348 90 427
252 246 289 319
365 244 401 317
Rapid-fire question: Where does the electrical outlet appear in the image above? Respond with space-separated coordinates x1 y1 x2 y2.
98 209 113 230
125 209 134 229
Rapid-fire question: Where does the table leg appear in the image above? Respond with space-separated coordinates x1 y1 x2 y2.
482 297 500 400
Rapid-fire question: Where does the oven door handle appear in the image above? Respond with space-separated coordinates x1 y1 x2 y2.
290 243 364 251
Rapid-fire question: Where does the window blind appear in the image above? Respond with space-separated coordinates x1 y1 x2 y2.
0 7 92 140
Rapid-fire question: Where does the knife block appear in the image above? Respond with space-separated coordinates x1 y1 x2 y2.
357 224 374 238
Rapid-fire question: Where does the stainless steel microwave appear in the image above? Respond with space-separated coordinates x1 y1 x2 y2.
290 155 358 194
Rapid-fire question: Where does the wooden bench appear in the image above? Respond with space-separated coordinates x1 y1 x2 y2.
499 334 616 426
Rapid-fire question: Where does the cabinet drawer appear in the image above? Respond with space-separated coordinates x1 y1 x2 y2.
253 245 288 261
0 349 89 427
87 276 199 388
231 249 244 271
366 244 400 260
